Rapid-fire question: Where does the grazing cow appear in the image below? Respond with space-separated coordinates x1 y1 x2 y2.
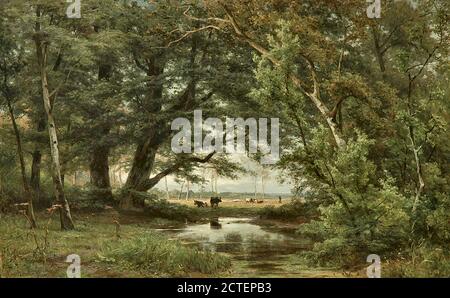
245 198 256 203
257 200 264 204
210 197 222 208
194 200 208 208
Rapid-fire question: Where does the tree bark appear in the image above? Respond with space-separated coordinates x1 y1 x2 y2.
371 26 386 73
34 9 74 230
119 54 165 209
125 142 159 192
88 59 114 201
89 142 113 202
164 176 170 200
254 175 257 201
178 181 185 200
5 97 37 228
30 116 46 205
261 173 265 201
185 180 190 201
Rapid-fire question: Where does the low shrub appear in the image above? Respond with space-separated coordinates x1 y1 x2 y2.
384 245 450 277
258 199 313 220
141 194 200 221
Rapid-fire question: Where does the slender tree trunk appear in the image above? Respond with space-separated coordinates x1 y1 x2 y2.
178 181 185 200
254 175 257 201
30 116 46 205
164 176 170 200
30 150 42 192
200 168 206 201
261 174 265 201
185 180 190 201
111 168 116 187
408 125 425 213
34 12 74 230
118 170 123 186
214 175 218 194
6 98 37 228
371 26 386 73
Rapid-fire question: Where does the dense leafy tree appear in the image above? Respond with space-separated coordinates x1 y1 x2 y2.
0 0 448 271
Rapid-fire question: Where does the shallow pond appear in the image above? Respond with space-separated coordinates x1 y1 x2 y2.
156 217 341 277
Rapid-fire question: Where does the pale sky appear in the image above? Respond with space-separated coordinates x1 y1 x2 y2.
154 153 292 194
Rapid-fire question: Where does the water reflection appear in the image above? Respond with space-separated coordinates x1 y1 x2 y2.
176 217 309 260
155 217 340 277
209 217 222 229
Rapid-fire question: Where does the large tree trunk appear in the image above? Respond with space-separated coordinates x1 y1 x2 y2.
121 43 201 208
88 58 114 202
89 142 113 202
125 142 158 192
120 140 158 209
34 11 74 230
5 98 37 228
120 55 165 209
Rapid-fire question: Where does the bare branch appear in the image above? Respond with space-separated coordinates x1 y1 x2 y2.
163 25 221 49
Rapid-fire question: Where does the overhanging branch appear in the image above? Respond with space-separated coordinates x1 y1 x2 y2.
142 152 216 190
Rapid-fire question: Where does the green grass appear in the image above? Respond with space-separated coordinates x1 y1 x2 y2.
99 234 231 277
0 212 230 277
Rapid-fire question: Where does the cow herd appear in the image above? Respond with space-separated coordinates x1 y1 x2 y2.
245 198 264 204
193 197 267 208
193 197 222 208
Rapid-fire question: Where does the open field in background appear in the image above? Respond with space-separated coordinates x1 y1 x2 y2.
168 197 290 209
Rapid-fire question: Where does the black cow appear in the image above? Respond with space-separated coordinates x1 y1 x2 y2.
210 197 222 208
194 200 208 208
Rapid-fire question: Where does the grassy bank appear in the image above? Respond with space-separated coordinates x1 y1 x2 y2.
144 198 276 222
0 211 231 277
